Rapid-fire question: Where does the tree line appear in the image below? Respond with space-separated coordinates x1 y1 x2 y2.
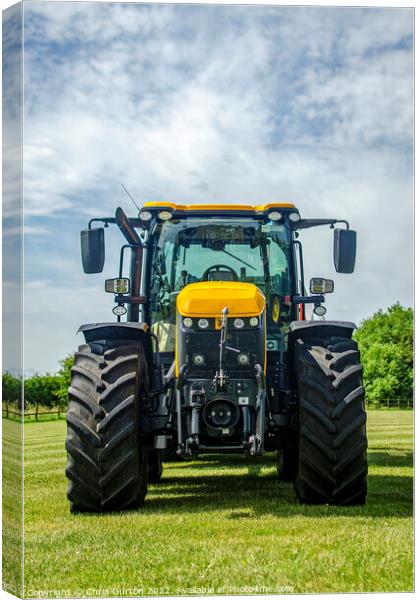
2 304 413 412
2 356 72 412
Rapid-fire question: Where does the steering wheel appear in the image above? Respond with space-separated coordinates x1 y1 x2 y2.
202 264 238 281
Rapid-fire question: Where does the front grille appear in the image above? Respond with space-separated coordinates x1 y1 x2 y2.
185 330 262 376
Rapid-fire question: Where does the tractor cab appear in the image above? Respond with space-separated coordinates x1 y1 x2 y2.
146 209 294 357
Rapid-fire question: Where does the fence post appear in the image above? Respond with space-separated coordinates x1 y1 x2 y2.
35 405 39 421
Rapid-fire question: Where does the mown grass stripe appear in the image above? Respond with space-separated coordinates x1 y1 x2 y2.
18 411 413 595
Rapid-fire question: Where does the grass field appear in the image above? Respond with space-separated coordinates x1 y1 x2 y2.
2 418 23 597
19 410 413 596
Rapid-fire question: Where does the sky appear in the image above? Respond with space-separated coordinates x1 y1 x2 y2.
2 1 414 374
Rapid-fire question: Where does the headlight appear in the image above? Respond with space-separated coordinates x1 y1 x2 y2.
198 318 209 329
112 305 127 316
249 317 259 327
238 353 250 365
288 211 300 223
158 210 172 221
139 210 152 221
193 354 205 365
233 318 244 329
313 305 327 316
268 210 282 221
183 317 193 328
105 278 131 294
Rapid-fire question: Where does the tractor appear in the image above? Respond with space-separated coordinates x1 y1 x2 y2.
65 202 367 512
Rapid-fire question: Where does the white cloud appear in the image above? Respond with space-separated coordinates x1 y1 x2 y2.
340 8 413 55
294 48 413 146
17 3 414 372
3 5 23 219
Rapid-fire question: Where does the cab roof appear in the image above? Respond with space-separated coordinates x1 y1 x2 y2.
143 201 296 212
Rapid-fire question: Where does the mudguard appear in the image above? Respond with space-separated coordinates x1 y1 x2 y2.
288 320 356 344
78 322 154 382
78 321 149 342
287 321 357 389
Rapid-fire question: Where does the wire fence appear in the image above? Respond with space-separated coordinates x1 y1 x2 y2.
2 397 413 422
2 405 66 421
365 398 413 410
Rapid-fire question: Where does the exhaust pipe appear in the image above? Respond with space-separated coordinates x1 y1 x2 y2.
115 207 142 245
115 207 143 321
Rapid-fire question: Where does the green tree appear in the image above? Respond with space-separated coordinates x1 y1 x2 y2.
55 355 74 408
354 303 413 405
2 372 21 407
24 375 61 409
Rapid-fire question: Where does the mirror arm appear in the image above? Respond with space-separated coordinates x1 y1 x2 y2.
336 220 350 230
296 218 349 230
88 217 116 229
88 215 148 232
119 244 136 278
293 240 305 295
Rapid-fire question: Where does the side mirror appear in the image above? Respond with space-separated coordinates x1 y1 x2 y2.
80 228 105 274
310 277 334 294
334 228 356 273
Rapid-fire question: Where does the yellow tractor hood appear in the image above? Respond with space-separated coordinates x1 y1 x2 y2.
177 281 265 318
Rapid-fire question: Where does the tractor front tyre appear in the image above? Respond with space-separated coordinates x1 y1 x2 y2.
65 342 149 513
294 336 367 505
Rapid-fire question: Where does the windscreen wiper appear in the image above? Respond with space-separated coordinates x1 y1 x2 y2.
220 248 257 271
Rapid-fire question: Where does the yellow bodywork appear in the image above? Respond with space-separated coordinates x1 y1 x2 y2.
143 201 296 212
177 281 266 318
175 282 267 375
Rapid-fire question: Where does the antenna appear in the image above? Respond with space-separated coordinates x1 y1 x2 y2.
121 183 141 212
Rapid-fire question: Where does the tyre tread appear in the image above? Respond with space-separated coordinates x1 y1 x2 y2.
65 342 149 512
294 335 368 505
